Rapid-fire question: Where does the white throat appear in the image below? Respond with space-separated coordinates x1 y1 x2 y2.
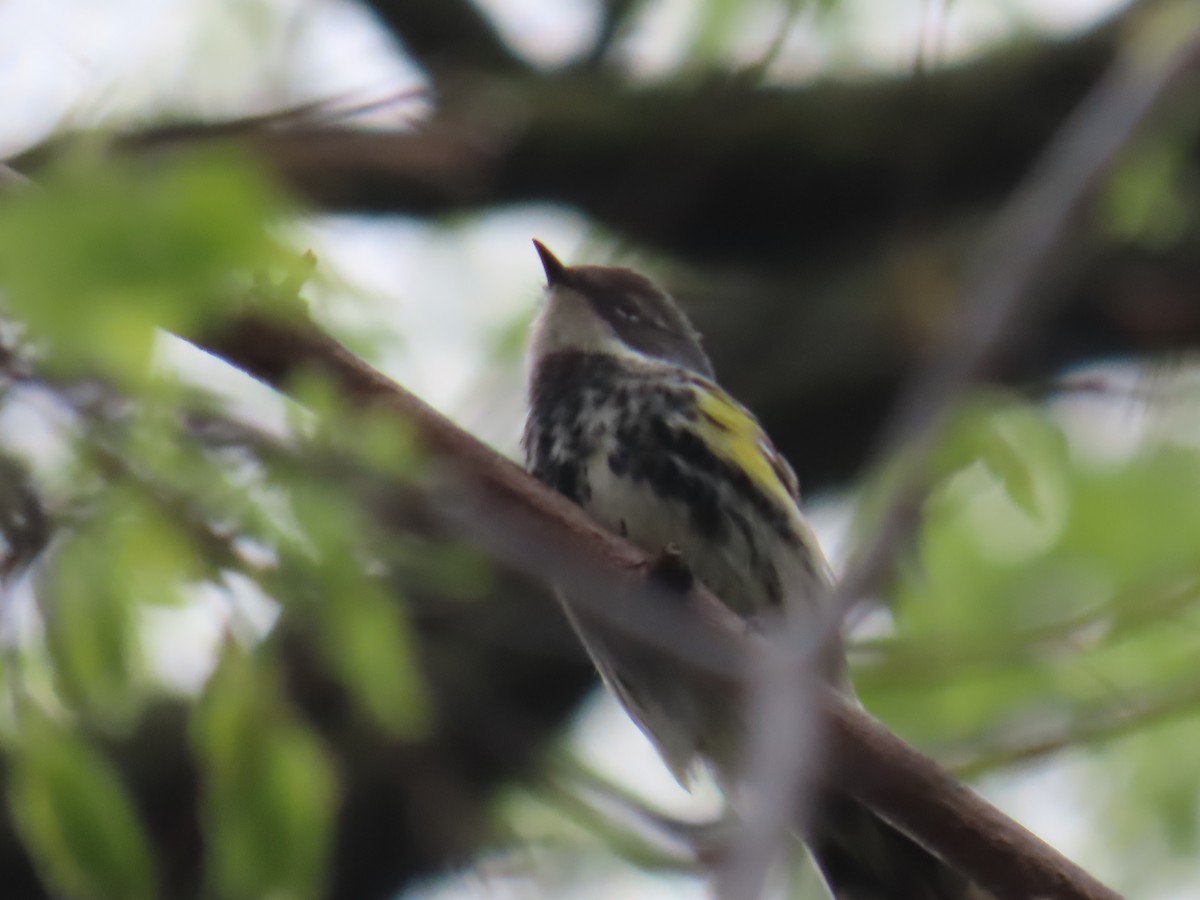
528 286 660 372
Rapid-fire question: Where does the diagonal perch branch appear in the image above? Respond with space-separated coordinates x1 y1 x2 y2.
195 311 1122 900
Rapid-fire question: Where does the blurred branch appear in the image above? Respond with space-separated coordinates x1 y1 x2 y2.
951 676 1200 778
0 455 52 586
190 309 1121 899
361 0 527 73
537 767 707 874
855 578 1200 690
0 8 1191 895
0 163 32 192
581 0 645 69
0 333 594 900
17 12 1131 266
886 11 1200 446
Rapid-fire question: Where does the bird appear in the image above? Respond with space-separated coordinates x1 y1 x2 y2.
522 239 978 899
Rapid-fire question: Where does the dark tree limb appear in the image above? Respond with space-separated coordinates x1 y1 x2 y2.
361 0 528 73
193 310 1122 900
581 0 645 69
87 17 1130 267
823 697 1119 900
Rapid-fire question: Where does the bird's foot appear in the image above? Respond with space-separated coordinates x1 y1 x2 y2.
645 543 694 594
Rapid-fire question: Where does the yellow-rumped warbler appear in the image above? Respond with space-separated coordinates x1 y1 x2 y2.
523 241 976 900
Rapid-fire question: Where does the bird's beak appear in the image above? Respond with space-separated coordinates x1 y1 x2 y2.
532 239 567 287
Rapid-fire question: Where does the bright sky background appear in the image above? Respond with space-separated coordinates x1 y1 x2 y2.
0 0 1130 433
6 1 1188 899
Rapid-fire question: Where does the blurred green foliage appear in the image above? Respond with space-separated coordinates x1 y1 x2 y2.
1103 130 1198 248
851 392 1200 890
277 467 430 736
0 148 437 898
0 149 289 385
863 395 1200 715
196 651 337 900
9 714 157 900
45 487 200 721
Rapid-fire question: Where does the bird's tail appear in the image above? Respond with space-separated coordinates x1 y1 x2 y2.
808 793 988 900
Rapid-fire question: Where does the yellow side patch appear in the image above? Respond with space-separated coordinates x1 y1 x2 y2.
691 384 798 512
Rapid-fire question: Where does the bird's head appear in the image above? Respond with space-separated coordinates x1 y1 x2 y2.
527 240 714 378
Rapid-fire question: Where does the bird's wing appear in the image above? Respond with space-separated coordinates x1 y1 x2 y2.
685 376 834 591
687 379 799 510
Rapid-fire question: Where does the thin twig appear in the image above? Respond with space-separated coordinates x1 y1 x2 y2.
950 676 1200 778
539 764 712 873
581 0 643 69
0 163 32 192
853 578 1200 690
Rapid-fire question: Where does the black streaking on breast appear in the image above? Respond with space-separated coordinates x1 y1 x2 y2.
524 352 625 505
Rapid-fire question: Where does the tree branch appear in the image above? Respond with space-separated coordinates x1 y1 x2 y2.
17 12 1133 268
950 676 1200 779
192 310 1122 900
823 697 1118 899
360 0 528 73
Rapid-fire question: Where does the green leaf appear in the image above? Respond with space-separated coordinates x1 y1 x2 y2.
689 0 746 65
351 408 421 478
1091 714 1200 893
932 393 1069 519
9 716 156 900
46 487 201 718
46 530 144 720
1103 134 1194 249
281 478 429 735
1059 446 1200 596
861 404 1200 751
320 584 429 735
195 651 337 900
110 494 202 608
0 149 287 386
288 374 424 481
